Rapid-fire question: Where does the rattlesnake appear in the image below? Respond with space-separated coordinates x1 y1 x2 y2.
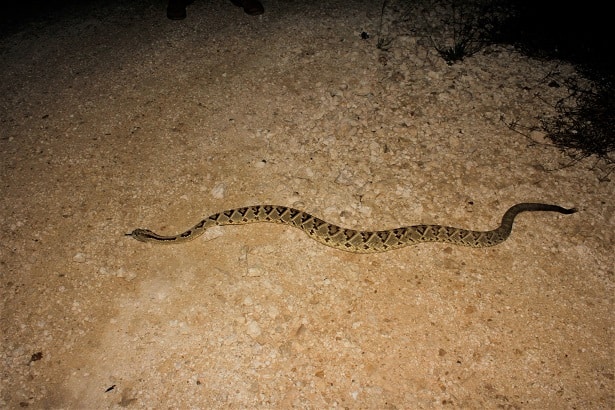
127 203 576 253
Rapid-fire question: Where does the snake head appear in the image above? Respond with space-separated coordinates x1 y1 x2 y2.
125 229 157 242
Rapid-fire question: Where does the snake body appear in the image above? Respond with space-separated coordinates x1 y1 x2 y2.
127 203 576 253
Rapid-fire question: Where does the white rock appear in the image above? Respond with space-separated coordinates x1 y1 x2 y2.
210 182 226 199
246 320 261 338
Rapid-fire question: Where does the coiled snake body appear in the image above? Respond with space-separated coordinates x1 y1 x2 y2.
127 203 576 253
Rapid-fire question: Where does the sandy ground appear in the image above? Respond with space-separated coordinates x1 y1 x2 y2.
1 0 613 408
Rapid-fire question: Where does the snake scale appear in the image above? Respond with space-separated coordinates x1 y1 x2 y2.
127 203 576 253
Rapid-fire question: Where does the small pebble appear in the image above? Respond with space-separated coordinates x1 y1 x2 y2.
211 182 226 199
246 320 261 338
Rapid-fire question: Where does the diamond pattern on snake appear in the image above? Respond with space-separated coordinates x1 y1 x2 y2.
127 203 576 253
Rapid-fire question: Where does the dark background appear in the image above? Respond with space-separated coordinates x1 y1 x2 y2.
2 0 611 75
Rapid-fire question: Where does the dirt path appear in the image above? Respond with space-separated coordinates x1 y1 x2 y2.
1 1 613 408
